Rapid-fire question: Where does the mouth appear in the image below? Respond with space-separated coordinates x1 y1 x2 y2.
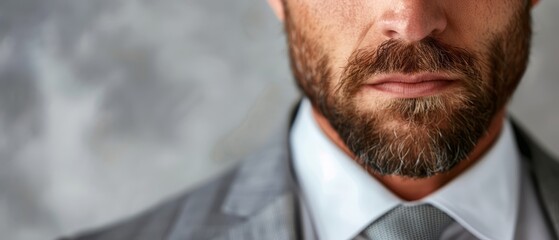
364 73 458 98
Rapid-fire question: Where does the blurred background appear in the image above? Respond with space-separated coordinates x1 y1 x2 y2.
0 0 557 239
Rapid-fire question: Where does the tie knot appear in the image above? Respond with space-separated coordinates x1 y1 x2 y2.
358 204 454 240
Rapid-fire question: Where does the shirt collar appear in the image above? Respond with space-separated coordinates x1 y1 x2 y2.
425 118 521 240
290 99 521 240
290 99 402 240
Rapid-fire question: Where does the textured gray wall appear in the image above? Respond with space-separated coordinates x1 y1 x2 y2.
0 0 556 239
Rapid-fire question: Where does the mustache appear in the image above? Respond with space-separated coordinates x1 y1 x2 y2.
340 38 481 90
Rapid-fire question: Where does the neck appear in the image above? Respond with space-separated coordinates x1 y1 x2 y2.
312 107 507 201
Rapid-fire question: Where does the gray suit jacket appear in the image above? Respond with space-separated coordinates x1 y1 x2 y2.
62 114 559 240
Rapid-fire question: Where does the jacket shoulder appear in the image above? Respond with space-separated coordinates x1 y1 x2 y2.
60 169 238 240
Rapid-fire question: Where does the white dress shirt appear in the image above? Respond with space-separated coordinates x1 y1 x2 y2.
290 99 552 240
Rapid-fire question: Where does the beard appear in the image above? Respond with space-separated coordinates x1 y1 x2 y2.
284 4 532 178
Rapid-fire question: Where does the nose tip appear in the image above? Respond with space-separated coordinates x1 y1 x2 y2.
379 3 448 42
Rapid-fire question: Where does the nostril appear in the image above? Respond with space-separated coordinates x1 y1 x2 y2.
431 28 443 36
384 30 399 38
430 19 447 37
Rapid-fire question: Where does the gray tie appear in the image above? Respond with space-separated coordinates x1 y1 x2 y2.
355 204 454 240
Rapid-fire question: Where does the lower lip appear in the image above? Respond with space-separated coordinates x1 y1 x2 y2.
367 80 455 98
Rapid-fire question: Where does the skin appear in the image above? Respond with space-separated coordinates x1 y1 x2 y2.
268 0 539 200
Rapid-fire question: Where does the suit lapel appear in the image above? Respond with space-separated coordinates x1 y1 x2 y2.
213 102 307 240
166 138 300 240
215 136 300 240
532 153 559 239
165 102 306 240
512 121 559 238
213 193 297 240
220 142 293 217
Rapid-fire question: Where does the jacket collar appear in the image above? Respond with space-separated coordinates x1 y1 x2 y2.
221 101 302 218
220 139 293 217
511 120 559 239
167 102 303 240
215 103 303 240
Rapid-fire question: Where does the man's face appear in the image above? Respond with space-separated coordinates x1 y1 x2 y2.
279 0 533 178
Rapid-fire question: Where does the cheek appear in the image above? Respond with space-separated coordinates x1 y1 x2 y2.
292 0 371 69
445 1 520 46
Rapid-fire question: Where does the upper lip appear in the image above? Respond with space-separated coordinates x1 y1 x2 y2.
366 72 457 85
